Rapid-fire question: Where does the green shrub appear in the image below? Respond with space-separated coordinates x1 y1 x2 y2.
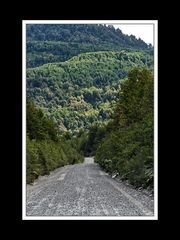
26 100 84 184
95 68 154 189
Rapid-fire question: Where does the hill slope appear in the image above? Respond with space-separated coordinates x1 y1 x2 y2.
27 50 153 134
26 24 153 68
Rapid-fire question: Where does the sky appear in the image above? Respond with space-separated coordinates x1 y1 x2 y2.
112 24 154 46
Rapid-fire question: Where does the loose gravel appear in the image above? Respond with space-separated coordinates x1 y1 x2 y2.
26 157 154 216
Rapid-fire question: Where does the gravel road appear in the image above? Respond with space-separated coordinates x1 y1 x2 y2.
26 157 154 216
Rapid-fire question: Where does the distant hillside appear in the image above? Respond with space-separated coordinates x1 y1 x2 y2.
27 50 153 134
26 24 153 68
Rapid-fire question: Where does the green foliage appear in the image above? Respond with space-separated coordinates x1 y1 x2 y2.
26 100 83 184
27 137 83 184
26 25 154 189
27 51 153 134
27 24 152 68
95 68 154 189
27 99 58 141
80 124 107 156
26 136 41 183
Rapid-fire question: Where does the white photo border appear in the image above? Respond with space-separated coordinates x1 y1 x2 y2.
22 20 158 220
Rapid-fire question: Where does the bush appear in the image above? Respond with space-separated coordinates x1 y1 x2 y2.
26 137 41 183
27 138 83 184
95 68 154 189
26 100 83 184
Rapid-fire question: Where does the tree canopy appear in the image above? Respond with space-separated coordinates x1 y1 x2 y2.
27 51 153 135
94 68 154 189
27 24 153 68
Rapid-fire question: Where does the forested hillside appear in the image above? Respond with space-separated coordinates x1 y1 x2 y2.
26 24 154 189
27 24 153 68
27 50 153 134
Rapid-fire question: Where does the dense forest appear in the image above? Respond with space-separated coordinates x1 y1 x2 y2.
27 50 153 134
70 68 154 189
96 69 153 189
27 24 153 68
26 100 83 183
26 24 154 189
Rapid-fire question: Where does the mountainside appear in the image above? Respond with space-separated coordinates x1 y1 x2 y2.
27 24 153 68
27 50 153 134
26 23 155 191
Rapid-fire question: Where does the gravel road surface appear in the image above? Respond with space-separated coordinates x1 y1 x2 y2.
26 157 154 216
